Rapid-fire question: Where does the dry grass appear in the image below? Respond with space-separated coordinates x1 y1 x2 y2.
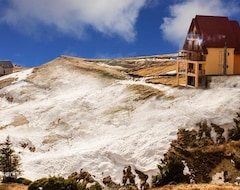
147 77 178 87
0 183 28 190
27 55 178 87
153 183 240 190
27 56 129 87
1 56 240 190
129 63 176 77
126 84 165 100
13 65 28 73
0 65 27 89
10 114 29 126
0 77 16 89
187 141 240 154
126 60 177 86
0 114 29 131
0 183 239 190
60 56 128 80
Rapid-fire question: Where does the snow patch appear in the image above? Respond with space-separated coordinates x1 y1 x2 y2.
0 63 240 184
211 171 225 184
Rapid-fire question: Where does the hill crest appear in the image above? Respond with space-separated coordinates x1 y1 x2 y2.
0 55 240 187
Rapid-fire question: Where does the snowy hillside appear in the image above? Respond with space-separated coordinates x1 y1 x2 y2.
0 56 240 184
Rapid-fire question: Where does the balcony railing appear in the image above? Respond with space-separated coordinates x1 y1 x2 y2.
186 69 205 75
188 69 195 74
199 69 205 75
178 68 186 73
178 50 206 61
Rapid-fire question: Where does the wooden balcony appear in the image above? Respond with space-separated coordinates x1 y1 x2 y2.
187 69 205 75
178 50 206 61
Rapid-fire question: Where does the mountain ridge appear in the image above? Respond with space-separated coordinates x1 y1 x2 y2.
0 55 240 187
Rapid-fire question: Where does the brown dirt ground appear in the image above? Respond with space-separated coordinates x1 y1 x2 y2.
1 183 240 190
124 57 177 86
0 183 28 190
126 84 165 100
10 114 29 126
153 183 240 190
59 56 129 80
147 77 178 87
13 66 28 73
25 55 179 88
58 55 178 86
0 65 27 89
128 62 176 77
0 77 16 89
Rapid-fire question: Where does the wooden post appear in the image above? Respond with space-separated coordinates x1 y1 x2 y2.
195 62 199 88
177 61 179 86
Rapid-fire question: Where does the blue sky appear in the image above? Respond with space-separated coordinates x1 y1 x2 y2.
0 0 240 67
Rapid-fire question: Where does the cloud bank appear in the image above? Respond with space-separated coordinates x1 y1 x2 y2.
0 0 149 42
160 0 240 48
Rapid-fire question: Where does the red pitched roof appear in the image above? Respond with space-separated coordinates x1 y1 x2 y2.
184 15 240 54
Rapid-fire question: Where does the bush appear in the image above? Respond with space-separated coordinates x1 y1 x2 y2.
228 111 240 141
28 176 79 190
1 176 31 185
17 177 32 185
88 183 102 190
0 136 22 180
28 177 48 190
2 176 16 183
152 153 190 187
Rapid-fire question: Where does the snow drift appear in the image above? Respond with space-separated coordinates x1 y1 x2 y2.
0 56 240 184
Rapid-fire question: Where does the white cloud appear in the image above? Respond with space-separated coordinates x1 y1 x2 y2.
0 0 148 42
160 0 240 48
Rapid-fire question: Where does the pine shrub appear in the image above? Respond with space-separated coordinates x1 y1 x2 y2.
152 153 190 187
228 111 240 141
0 136 21 181
28 176 79 190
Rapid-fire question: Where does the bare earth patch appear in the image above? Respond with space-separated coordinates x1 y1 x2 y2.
125 57 177 86
58 56 129 80
0 183 28 190
13 65 28 73
10 114 29 126
0 77 16 89
147 77 177 87
26 54 178 87
126 84 165 100
128 62 176 77
153 184 240 190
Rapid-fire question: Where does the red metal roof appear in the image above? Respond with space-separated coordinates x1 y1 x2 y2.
184 15 240 54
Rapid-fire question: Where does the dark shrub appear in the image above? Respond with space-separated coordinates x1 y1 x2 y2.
2 176 16 183
152 153 190 187
16 177 32 185
88 183 103 190
28 176 79 190
228 111 240 141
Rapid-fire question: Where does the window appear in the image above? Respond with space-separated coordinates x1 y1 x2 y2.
189 63 194 69
198 64 202 70
188 76 195 86
188 63 194 73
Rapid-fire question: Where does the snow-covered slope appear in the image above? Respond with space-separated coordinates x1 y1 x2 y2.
0 56 240 184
